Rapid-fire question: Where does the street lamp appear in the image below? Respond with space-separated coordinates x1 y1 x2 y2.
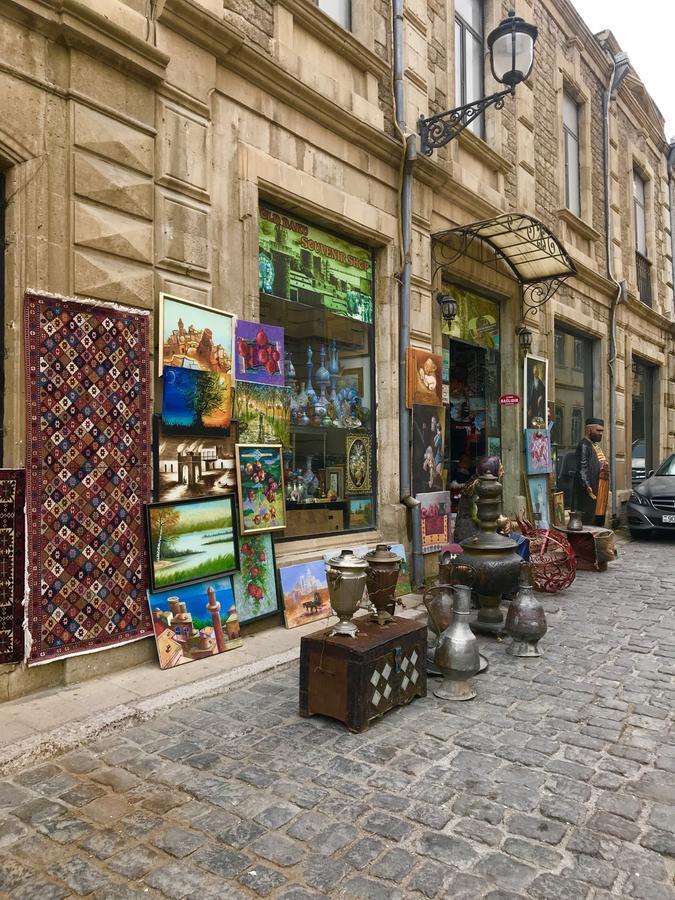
436 291 458 324
418 10 538 155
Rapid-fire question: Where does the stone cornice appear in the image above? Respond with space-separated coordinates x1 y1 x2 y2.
276 0 390 79
159 0 244 62
2 0 169 82
624 294 674 332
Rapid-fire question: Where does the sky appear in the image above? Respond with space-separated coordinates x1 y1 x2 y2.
570 0 675 140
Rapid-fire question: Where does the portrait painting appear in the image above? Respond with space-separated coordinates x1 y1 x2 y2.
235 320 285 386
345 433 372 494
278 560 331 629
153 415 238 502
232 532 280 624
406 348 444 407
148 577 242 670
412 405 444 496
418 491 451 554
524 354 548 430
145 496 239 592
233 382 291 447
324 466 344 500
526 475 551 529
349 497 374 528
235 444 286 535
525 428 552 475
162 366 233 435
159 293 234 377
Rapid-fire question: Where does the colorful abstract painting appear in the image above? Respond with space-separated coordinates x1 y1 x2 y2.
278 559 330 629
418 491 451 554
153 415 237 502
235 320 284 386
148 577 242 670
232 533 280 623
146 496 239 592
25 292 152 664
525 428 552 474
160 293 234 376
235 444 286 535
233 382 291 447
162 365 233 436
0 470 25 664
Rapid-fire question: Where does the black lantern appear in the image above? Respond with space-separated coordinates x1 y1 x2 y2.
436 292 458 323
516 325 533 350
487 11 538 89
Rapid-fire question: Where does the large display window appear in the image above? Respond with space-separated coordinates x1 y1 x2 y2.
258 205 376 540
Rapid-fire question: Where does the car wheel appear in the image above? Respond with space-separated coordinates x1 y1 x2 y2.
630 529 652 540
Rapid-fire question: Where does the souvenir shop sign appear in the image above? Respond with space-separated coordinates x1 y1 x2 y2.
259 205 373 324
499 393 520 407
441 286 500 351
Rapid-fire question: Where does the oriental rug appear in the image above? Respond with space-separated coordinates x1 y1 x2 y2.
25 291 152 663
0 469 26 664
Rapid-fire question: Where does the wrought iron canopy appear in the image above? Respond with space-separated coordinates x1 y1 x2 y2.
432 213 576 319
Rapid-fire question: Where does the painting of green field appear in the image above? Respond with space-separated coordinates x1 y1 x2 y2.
146 496 240 591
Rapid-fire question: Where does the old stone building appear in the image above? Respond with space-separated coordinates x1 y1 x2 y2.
0 0 672 694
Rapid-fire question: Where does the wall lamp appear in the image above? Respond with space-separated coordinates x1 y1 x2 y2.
436 291 458 323
418 11 538 155
516 325 533 350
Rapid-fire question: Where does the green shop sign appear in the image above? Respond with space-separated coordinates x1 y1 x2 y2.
258 205 373 323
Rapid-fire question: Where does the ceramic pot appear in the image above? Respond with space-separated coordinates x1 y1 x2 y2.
432 584 480 701
326 549 367 637
364 544 401 625
505 566 547 657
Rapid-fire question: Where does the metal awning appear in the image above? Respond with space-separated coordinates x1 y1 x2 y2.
432 213 576 316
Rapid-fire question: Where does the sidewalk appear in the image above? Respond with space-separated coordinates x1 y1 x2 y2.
0 596 425 775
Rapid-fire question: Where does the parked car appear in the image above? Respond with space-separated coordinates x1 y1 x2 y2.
631 439 646 483
627 454 675 538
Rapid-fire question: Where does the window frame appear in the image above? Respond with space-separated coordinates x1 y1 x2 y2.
455 0 485 139
633 167 648 258
315 0 351 31
562 90 581 217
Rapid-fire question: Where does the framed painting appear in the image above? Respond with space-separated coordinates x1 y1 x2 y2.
153 414 238 502
147 576 242 670
524 354 548 430
145 496 239 592
159 293 235 377
233 382 291 447
162 366 233 435
406 348 443 408
235 444 286 535
389 542 412 597
349 497 374 528
341 367 364 398
345 433 372 495
232 532 280 624
525 428 552 475
235 320 284 386
324 466 344 499
412 405 444 496
418 491 451 554
278 559 331 629
525 475 551 530
551 490 566 528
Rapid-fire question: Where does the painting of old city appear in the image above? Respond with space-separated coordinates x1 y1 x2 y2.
162 366 233 436
146 496 239 591
155 422 237 502
148 577 242 670
160 293 234 375
279 560 331 629
234 382 291 446
235 444 286 535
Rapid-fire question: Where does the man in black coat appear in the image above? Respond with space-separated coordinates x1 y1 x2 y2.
572 417 609 526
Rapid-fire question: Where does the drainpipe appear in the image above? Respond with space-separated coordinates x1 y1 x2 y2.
602 48 630 523
668 140 675 300
393 0 423 587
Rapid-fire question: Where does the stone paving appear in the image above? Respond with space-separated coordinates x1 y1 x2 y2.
0 537 674 899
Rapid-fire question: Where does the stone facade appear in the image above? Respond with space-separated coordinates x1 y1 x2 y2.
0 0 673 694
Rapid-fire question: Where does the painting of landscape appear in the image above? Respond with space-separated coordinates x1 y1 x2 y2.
155 423 237 502
234 382 291 447
162 366 233 436
148 577 242 670
279 560 331 629
146 496 239 591
160 294 234 375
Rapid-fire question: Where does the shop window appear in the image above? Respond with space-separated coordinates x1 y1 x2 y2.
554 333 565 367
258 205 375 541
563 91 581 217
455 0 484 138
316 0 351 30
443 286 500 510
553 323 595 506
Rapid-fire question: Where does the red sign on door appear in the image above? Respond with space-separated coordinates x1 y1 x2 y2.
499 393 521 407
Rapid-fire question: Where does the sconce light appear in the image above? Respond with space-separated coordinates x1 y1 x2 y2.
516 325 533 350
436 292 458 324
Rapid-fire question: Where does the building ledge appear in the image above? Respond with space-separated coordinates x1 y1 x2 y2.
456 128 512 175
556 207 601 243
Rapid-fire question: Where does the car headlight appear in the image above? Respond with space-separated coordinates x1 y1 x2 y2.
629 491 650 506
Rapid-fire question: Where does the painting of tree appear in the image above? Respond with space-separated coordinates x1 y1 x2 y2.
149 506 180 561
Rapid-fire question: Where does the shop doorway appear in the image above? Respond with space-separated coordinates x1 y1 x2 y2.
631 358 655 482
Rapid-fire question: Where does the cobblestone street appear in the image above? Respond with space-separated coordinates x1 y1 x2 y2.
1 537 674 900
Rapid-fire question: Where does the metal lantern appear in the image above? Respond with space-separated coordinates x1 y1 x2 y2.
436 292 458 324
325 549 368 638
487 11 538 89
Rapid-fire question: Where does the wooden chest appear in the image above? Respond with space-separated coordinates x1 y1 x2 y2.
299 617 427 733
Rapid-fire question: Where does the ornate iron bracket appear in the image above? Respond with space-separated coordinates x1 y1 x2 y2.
418 88 514 155
521 276 570 324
